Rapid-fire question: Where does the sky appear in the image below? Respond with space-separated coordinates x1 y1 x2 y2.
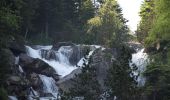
117 0 144 32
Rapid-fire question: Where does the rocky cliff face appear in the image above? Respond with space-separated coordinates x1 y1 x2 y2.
0 40 139 100
0 41 110 99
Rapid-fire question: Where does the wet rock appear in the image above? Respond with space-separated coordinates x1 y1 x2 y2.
19 54 34 66
7 76 21 84
0 49 15 66
29 73 41 90
0 49 15 77
40 49 58 60
52 42 75 50
57 68 82 92
91 48 112 91
69 45 91 65
8 41 26 56
126 42 143 51
58 47 113 92
21 58 58 78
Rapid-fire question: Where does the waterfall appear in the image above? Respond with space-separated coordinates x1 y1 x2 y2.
28 87 39 100
130 48 148 86
25 45 77 77
77 50 95 67
18 65 24 73
25 44 98 99
25 45 98 77
39 75 59 98
15 56 24 73
15 56 19 65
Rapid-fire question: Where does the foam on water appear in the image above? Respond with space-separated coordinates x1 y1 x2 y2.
39 75 58 97
130 48 148 86
26 46 77 77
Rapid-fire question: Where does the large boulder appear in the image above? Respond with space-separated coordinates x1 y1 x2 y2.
40 49 58 60
90 48 113 91
8 41 26 56
52 42 75 50
7 76 21 85
69 45 91 65
0 49 15 80
19 54 34 66
29 73 42 90
20 58 58 79
57 68 82 92
58 47 114 92
0 49 15 67
126 42 143 52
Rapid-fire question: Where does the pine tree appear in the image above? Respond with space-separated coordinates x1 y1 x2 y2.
87 0 129 46
106 45 138 100
63 52 101 100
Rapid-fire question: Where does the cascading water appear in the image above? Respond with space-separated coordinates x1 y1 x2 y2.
39 75 59 98
8 96 18 100
25 45 77 77
25 44 99 99
130 48 148 86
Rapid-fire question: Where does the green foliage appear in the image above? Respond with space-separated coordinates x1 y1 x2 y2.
0 0 22 34
106 45 138 100
0 87 8 100
0 49 13 81
136 0 155 43
144 63 170 100
63 53 101 100
87 0 129 46
146 0 170 44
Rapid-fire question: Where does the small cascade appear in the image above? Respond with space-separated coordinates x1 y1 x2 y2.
26 46 77 77
15 56 24 73
25 45 97 77
8 96 18 100
15 56 19 65
25 44 99 99
39 75 59 98
57 46 73 65
130 48 148 86
77 50 95 67
18 65 24 73
28 87 39 100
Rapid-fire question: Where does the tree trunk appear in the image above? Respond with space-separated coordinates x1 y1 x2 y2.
45 21 49 39
24 27 28 39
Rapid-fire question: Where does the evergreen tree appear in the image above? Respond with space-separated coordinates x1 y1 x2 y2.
106 45 138 100
20 0 39 39
0 0 22 35
87 0 129 46
63 52 101 100
136 0 155 44
144 0 170 45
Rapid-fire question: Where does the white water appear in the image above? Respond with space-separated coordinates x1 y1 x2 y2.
15 56 19 65
25 46 77 77
28 87 39 100
8 96 18 100
39 75 58 98
18 65 24 73
77 50 94 67
25 45 97 77
25 45 99 99
15 56 24 73
130 49 148 86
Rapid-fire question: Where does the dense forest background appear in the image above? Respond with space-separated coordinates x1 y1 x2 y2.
0 0 131 46
0 0 170 99
137 0 170 99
